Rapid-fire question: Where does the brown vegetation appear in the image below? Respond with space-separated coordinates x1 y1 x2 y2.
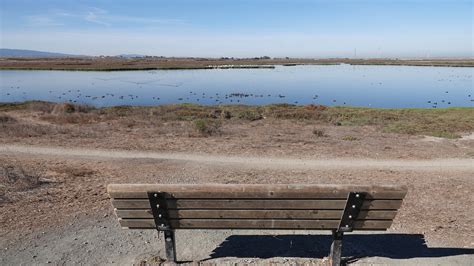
193 119 222 136
1 101 473 140
0 163 45 203
0 57 472 70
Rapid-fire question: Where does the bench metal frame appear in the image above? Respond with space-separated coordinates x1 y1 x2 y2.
148 192 177 262
147 191 366 265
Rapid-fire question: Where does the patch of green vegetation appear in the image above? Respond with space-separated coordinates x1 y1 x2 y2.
0 101 56 112
342 135 359 141
430 131 461 139
0 101 32 111
262 104 326 120
238 110 263 121
326 107 474 139
193 119 222 136
3 101 473 139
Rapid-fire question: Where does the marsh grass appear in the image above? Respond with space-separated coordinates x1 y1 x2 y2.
326 107 474 138
1 58 472 71
2 101 473 139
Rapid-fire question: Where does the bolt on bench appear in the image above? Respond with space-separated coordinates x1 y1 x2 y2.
108 184 407 265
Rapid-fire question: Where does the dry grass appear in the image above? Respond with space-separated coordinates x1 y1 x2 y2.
51 165 96 177
312 128 327 137
326 107 474 139
237 110 263 121
1 57 472 71
0 164 45 203
51 103 95 115
0 122 69 137
41 113 100 124
1 101 473 139
0 114 17 123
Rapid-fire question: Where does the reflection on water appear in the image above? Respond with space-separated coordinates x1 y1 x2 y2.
0 65 472 108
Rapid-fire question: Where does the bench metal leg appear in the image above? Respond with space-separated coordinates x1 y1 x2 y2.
148 192 177 262
164 230 177 262
329 191 366 265
330 230 343 266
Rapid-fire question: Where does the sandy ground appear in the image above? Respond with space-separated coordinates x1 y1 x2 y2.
1 107 474 265
1 145 474 265
2 144 474 171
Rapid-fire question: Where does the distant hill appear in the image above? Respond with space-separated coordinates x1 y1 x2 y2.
0 48 81 58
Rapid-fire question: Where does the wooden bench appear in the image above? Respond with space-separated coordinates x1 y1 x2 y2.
108 184 407 265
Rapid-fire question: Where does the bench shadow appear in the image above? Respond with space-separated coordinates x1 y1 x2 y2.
208 234 473 261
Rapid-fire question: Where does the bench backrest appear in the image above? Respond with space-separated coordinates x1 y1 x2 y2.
108 184 407 231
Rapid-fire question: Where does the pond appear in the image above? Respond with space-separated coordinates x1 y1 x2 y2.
0 65 472 108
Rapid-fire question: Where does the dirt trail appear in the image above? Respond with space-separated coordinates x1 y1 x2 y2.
1 144 474 265
1 144 474 172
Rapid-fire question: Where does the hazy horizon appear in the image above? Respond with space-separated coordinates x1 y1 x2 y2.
1 0 472 58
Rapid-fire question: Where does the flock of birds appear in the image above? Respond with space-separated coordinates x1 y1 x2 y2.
1 70 473 108
3 85 473 108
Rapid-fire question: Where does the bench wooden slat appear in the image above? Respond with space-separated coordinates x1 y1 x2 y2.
108 183 406 263
111 199 403 210
108 184 407 200
115 209 398 220
119 218 393 230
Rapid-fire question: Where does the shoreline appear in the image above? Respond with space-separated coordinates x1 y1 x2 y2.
1 58 472 71
2 100 474 110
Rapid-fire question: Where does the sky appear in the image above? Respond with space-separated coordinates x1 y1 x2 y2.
0 0 472 58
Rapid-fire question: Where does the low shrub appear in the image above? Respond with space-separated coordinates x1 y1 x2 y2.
0 165 43 192
0 115 16 124
312 128 326 137
264 104 326 120
51 103 95 115
193 119 222 136
41 112 100 124
0 122 68 137
238 110 263 121
342 135 359 141
26 101 56 113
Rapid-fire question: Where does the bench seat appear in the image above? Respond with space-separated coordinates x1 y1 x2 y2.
108 184 407 265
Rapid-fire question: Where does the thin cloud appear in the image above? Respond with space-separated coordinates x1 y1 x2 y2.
44 7 187 27
83 8 110 26
104 15 188 26
23 7 187 28
24 15 63 27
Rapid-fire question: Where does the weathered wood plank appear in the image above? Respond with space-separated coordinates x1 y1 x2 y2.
108 184 407 200
111 199 403 210
115 209 398 220
119 218 392 230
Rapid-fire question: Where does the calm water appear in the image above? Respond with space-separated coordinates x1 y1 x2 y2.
0 65 472 108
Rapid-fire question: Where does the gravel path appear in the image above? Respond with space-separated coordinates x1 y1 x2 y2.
1 144 473 265
2 144 474 172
